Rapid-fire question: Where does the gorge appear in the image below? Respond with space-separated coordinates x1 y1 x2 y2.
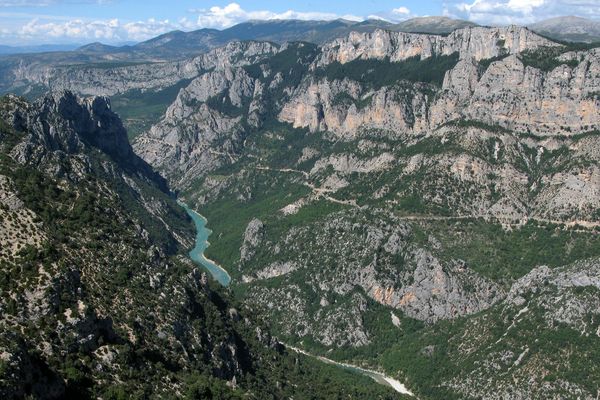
1 15 600 400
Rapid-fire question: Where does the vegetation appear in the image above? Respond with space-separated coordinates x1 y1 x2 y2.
478 54 510 72
519 46 580 71
422 219 600 283
518 41 600 71
205 90 245 118
314 53 460 89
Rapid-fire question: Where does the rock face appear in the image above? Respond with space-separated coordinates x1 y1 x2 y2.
281 46 600 137
133 66 259 188
278 79 432 135
369 249 502 322
22 91 132 160
435 51 600 135
240 218 264 263
315 26 556 66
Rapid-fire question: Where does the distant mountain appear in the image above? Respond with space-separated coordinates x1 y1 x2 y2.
76 42 122 53
392 16 478 34
529 16 600 43
0 44 82 55
0 17 478 64
110 17 478 58
123 19 398 60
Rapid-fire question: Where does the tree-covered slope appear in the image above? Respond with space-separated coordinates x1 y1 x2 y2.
0 92 401 399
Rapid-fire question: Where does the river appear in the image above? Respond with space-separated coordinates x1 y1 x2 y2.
285 344 415 397
179 201 413 397
180 202 231 286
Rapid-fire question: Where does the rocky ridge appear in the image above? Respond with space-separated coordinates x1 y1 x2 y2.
315 26 556 66
281 43 600 137
4 41 279 97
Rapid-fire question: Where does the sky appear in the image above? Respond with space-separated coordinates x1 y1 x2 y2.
0 0 599 46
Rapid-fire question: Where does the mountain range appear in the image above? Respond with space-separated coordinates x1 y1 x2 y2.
1 14 600 400
1 15 598 61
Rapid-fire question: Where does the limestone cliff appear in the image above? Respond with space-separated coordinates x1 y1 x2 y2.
315 26 556 66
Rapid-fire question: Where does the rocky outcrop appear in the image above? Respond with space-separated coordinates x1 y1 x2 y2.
369 249 502 322
434 51 600 135
281 48 600 138
279 78 432 135
240 218 265 263
133 67 260 188
278 50 600 137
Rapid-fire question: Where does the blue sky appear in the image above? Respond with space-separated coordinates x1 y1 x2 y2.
0 0 599 45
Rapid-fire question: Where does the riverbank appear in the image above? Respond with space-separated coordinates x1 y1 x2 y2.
179 201 414 396
284 343 415 397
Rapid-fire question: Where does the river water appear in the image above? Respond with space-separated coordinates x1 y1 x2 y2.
180 202 231 286
179 202 413 396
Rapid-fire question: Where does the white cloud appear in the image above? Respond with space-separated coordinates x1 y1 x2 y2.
17 17 177 42
392 6 411 15
449 0 600 25
192 2 361 29
0 2 416 45
366 14 392 22
5 2 370 45
370 5 414 22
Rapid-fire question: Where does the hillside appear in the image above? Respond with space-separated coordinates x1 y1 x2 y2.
0 92 401 399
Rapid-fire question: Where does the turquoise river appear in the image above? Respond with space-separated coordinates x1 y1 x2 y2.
179 201 413 397
180 202 231 286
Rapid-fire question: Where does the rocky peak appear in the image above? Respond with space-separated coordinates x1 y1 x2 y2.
187 40 281 77
23 91 132 161
4 91 170 191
